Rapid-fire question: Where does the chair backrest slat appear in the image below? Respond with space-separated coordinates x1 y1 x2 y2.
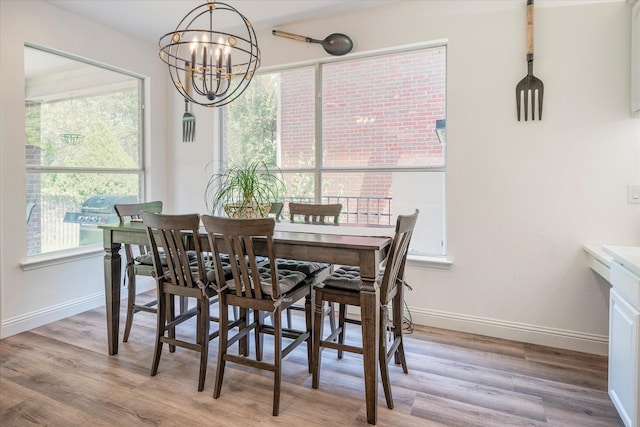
202 216 279 300
288 202 342 225
141 212 204 289
379 210 419 304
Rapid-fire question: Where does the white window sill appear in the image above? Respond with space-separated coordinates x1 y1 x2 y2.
21 245 105 271
407 254 452 269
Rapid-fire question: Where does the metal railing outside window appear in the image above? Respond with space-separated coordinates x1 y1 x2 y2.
27 194 81 255
284 196 392 225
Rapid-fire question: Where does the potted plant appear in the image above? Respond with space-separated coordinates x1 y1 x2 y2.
205 160 286 218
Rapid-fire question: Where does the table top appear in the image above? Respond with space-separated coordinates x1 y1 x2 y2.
101 221 392 273
101 221 392 247
275 221 395 236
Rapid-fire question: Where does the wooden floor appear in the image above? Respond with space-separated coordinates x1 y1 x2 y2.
0 292 623 426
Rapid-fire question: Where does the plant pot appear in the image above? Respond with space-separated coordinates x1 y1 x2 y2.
224 203 271 219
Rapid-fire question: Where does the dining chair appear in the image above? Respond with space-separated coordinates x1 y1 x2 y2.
114 201 163 342
281 202 343 330
311 209 419 410
288 202 342 224
140 212 224 392
201 215 313 416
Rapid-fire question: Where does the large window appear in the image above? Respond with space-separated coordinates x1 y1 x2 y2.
223 44 446 256
25 46 144 256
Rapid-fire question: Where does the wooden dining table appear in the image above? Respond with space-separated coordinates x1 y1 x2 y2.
100 221 391 424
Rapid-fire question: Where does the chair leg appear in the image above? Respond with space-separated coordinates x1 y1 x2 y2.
123 267 136 343
150 287 165 377
213 294 228 399
286 307 293 329
239 307 248 356
396 339 408 373
272 308 282 416
337 303 347 359
305 293 313 373
255 310 263 361
168 293 176 353
311 289 324 389
195 298 202 346
197 297 210 392
392 291 408 373
379 310 394 409
327 302 336 333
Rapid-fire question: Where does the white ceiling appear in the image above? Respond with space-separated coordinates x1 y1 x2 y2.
44 1 398 44
43 0 627 46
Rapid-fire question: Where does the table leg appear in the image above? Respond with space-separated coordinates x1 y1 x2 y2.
360 279 380 425
104 238 121 355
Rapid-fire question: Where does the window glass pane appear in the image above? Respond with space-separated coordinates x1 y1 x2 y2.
26 92 140 168
224 73 278 165
25 46 143 256
26 172 141 255
322 47 446 168
282 171 315 200
391 171 445 256
321 171 393 225
279 67 315 169
321 171 444 255
224 67 315 168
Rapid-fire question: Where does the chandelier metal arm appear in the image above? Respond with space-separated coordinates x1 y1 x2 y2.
158 1 260 108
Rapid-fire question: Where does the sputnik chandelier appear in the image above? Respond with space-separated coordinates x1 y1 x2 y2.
159 1 261 108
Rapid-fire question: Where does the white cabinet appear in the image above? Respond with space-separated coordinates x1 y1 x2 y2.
609 262 640 427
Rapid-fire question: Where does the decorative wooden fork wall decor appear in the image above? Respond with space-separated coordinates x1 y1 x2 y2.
182 99 195 142
516 0 544 121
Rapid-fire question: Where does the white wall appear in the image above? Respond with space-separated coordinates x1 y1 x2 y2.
1 0 638 355
0 1 170 337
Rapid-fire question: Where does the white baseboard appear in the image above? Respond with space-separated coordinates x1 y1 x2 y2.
409 306 609 356
2 282 608 356
0 278 156 339
1 292 105 338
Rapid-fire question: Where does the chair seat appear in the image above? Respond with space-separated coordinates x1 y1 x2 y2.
197 265 229 286
277 259 333 332
136 250 197 266
199 255 233 281
275 259 329 275
224 268 307 296
322 266 384 291
133 263 154 276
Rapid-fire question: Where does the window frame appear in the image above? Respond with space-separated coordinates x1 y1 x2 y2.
220 39 448 257
24 43 146 259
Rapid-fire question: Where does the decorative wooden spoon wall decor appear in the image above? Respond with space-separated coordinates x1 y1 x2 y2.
272 30 353 56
